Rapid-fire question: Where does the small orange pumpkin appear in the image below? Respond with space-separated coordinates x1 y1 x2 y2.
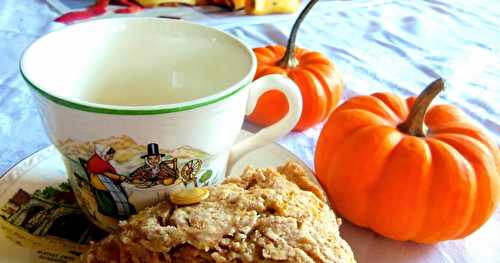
248 0 343 131
315 79 500 243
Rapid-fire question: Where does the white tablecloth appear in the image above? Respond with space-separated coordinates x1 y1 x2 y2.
0 0 499 262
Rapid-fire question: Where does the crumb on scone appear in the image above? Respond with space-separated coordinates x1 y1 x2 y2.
81 162 356 263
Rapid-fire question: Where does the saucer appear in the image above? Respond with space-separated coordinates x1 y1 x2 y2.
0 130 319 263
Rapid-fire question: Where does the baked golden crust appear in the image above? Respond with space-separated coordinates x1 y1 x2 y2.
81 162 356 263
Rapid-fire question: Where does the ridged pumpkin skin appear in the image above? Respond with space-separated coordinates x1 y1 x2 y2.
248 45 343 131
315 90 500 243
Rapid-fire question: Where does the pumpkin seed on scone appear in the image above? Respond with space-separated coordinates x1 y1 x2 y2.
170 187 210 205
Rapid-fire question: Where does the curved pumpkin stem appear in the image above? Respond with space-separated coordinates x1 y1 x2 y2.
278 0 320 68
398 78 445 137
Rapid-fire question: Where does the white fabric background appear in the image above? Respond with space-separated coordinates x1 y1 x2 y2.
0 0 499 262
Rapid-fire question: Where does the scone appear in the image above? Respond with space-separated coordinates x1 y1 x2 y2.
81 162 356 263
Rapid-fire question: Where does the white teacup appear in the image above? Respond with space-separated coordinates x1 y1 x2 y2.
20 18 302 231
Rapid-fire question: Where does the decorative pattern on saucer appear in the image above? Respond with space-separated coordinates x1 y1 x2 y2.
0 182 106 243
57 135 216 231
0 178 105 261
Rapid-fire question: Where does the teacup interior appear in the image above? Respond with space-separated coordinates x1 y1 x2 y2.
21 18 253 107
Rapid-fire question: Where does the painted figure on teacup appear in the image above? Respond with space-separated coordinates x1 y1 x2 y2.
58 136 216 225
128 143 180 188
85 145 135 220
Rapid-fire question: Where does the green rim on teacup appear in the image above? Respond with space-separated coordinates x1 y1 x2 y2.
20 18 257 115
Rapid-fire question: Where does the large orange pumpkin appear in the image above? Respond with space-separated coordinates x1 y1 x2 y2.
315 79 500 243
248 0 343 131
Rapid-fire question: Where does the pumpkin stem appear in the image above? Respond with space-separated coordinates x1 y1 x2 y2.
397 78 445 137
278 0 320 68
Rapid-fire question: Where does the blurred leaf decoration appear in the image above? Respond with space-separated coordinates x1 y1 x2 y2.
55 0 302 24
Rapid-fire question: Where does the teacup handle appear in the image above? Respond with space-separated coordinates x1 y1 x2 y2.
228 74 302 166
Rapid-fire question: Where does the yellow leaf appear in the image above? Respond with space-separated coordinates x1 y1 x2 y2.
245 0 301 15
